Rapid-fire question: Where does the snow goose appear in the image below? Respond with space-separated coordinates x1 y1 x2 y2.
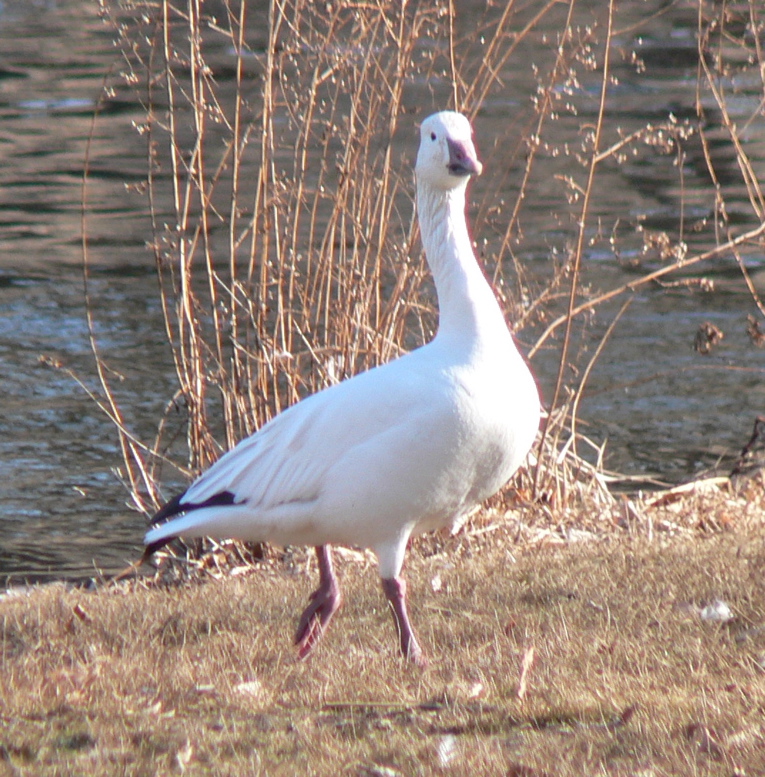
144 111 540 667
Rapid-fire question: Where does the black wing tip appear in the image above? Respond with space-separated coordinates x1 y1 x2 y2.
141 536 175 564
149 491 188 526
150 489 239 527
195 490 239 510
144 489 241 559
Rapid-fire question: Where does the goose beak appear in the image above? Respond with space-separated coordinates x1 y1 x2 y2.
446 137 483 177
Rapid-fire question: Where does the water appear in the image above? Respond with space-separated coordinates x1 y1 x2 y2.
1 0 763 579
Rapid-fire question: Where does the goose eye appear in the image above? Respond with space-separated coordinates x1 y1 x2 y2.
430 132 437 141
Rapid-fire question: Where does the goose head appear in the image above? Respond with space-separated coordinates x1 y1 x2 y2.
416 111 483 191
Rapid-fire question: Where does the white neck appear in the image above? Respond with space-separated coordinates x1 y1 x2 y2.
417 182 509 347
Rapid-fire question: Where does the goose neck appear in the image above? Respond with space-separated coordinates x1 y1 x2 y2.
417 184 505 344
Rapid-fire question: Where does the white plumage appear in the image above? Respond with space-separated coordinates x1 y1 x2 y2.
144 111 540 666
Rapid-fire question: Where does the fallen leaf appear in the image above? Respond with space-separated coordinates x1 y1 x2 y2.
699 600 734 623
436 734 457 767
359 765 401 777
175 739 193 772
72 603 92 623
235 679 262 697
516 645 535 700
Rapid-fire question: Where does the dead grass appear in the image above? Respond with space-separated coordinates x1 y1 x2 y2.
3 486 764 775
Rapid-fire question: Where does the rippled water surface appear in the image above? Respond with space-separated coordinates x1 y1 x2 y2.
1 0 764 578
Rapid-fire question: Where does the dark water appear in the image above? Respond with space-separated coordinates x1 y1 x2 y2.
1 0 763 579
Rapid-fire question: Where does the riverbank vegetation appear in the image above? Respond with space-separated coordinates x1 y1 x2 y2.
84 0 765 515
4 0 765 773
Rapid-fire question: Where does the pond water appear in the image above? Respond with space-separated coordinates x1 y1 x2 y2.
1 0 763 579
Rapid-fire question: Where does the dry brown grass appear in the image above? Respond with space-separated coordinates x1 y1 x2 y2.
3 484 765 775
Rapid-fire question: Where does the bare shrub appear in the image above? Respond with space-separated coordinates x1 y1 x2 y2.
87 0 765 538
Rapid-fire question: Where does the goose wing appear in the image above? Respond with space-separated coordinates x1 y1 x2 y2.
145 349 460 545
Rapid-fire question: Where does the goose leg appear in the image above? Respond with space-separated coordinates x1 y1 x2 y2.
381 576 428 668
295 545 342 659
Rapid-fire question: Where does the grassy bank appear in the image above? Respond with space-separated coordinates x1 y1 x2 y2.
2 486 764 775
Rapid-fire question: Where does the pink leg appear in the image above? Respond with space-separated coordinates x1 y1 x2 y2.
381 576 428 668
295 545 342 659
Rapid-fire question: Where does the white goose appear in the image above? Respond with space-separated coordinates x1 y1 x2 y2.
144 111 540 666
